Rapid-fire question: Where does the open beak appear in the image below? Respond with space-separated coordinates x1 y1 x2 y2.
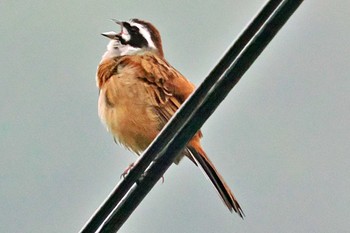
111 19 122 26
101 19 124 39
101 31 119 39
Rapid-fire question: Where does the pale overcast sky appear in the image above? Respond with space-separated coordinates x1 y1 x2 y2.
1 1 349 232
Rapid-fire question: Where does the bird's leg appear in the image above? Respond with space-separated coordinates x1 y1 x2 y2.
120 162 135 178
120 162 165 183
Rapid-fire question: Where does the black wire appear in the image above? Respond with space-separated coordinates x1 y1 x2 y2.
79 0 303 232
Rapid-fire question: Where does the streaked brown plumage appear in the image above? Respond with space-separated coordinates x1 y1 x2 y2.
97 19 243 217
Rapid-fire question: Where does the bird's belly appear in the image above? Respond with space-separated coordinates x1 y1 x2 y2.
98 86 160 154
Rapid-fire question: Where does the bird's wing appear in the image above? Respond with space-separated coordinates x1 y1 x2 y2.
117 53 198 129
138 53 195 122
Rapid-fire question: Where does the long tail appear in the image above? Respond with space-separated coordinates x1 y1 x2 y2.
187 142 244 218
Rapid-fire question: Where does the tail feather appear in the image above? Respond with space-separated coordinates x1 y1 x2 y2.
187 145 244 218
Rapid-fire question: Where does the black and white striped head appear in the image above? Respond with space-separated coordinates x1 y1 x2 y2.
101 19 164 59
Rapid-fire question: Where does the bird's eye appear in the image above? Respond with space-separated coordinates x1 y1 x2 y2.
130 26 139 33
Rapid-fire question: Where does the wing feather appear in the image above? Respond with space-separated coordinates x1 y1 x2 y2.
137 53 195 126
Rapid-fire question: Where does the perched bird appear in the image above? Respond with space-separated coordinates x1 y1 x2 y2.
96 19 243 217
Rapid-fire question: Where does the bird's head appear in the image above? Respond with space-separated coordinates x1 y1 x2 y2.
101 19 164 59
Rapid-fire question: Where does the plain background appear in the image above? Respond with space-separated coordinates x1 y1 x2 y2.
1 1 349 232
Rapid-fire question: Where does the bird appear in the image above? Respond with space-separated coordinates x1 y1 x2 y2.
96 18 243 217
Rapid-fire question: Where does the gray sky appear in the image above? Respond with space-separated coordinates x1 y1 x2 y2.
1 1 349 232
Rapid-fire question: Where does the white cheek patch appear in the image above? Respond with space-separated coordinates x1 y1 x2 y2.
130 22 156 50
121 27 131 41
